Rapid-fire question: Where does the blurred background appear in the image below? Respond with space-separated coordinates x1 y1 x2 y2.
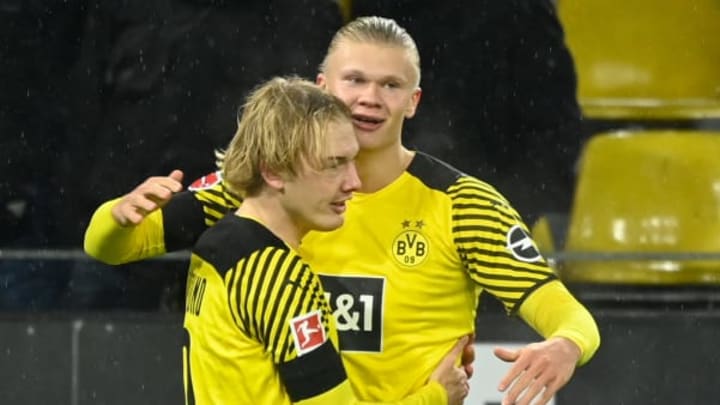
1 0 719 403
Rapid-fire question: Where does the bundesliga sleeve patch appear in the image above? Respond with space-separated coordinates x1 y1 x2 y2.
506 224 542 263
188 171 222 191
290 310 327 356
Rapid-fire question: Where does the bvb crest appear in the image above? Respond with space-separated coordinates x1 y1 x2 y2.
392 219 429 267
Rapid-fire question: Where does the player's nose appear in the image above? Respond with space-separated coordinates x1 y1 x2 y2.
343 161 362 192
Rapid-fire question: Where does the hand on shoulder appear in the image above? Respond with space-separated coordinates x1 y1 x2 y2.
112 170 184 226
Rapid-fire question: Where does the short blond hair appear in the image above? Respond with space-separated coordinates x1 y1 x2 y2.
320 16 421 87
221 76 351 197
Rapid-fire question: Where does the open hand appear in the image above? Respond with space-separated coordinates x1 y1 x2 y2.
495 337 581 405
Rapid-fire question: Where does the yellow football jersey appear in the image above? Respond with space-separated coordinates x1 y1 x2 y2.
299 152 555 401
183 214 345 404
85 153 568 402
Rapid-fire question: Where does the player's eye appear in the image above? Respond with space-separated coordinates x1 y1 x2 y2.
324 157 343 170
346 75 365 84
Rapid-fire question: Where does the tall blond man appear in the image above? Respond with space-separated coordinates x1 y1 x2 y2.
85 17 600 405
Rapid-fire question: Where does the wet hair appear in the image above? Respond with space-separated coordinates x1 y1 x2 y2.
220 76 351 197
319 16 421 87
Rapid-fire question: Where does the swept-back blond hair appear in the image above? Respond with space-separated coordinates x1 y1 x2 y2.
220 76 351 198
319 16 421 87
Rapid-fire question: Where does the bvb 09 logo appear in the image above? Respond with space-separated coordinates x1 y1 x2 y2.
392 220 429 267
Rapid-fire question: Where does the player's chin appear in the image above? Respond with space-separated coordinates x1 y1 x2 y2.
313 213 346 233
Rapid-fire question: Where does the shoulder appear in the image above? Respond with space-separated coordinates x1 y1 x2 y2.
193 215 290 275
188 171 242 208
409 151 513 208
406 151 465 191
188 171 225 192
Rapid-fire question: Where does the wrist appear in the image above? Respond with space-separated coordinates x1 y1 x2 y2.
551 336 582 363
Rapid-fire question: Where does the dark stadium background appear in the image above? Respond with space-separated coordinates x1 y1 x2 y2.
1 0 719 403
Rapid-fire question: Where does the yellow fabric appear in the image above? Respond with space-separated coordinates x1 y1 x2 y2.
558 0 720 119
564 130 720 284
85 154 600 400
183 214 341 404
83 198 166 265
518 280 600 365
184 254 302 405
184 215 446 405
298 381 445 405
190 171 242 227
300 169 559 401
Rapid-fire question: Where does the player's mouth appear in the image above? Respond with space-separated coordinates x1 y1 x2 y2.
352 113 385 131
330 201 348 214
330 197 352 214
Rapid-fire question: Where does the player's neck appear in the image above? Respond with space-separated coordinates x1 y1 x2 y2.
235 197 303 249
355 145 415 193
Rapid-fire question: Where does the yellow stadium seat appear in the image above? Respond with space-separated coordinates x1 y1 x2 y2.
560 130 720 284
558 0 720 120
531 213 571 255
532 216 557 255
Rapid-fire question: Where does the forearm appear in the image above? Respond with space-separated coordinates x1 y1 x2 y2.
518 280 601 365
83 198 167 264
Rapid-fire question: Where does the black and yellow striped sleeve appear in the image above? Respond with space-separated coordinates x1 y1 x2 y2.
224 247 344 401
163 174 241 251
449 177 556 314
192 178 242 227
224 246 332 362
84 174 243 264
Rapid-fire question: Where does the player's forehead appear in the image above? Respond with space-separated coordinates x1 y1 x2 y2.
327 40 417 82
324 119 358 157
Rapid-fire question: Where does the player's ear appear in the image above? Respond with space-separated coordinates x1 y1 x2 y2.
405 87 422 118
260 165 285 192
316 73 327 90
